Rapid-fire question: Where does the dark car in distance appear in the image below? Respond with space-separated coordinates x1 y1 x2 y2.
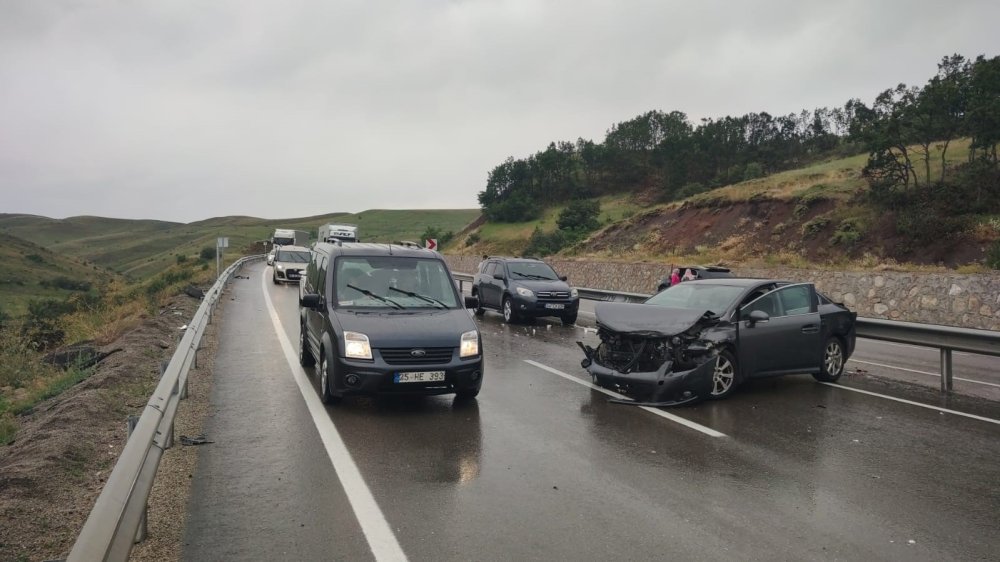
472 257 580 324
579 278 857 406
298 243 484 403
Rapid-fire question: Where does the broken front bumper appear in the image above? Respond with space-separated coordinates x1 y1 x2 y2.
578 345 716 406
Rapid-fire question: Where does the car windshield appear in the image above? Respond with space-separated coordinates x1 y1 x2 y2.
508 262 559 280
644 283 746 316
275 250 310 263
334 256 460 309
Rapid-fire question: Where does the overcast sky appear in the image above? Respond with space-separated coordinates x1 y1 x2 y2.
1 0 998 223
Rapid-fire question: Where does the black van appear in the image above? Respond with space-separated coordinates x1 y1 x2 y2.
298 243 484 403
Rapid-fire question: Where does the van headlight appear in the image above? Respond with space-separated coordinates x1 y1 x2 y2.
276 264 284 270
344 331 372 360
460 330 479 358
570 288 578 298
516 287 533 297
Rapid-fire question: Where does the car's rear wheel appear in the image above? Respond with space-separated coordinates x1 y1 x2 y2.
813 337 845 382
472 290 485 316
502 297 517 324
708 350 739 399
561 312 578 325
299 324 315 367
319 351 342 405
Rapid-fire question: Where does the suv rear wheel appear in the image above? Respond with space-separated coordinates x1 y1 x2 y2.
472 290 485 316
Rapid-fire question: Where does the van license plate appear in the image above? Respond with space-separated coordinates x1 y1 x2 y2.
394 371 446 383
544 303 565 309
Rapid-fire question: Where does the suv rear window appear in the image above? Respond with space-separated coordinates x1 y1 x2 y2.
333 256 459 309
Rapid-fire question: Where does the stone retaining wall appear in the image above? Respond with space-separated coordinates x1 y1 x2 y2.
444 255 1000 330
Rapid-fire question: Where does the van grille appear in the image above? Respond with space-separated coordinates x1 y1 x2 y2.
379 347 454 365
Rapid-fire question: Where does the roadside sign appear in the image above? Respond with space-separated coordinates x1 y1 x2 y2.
217 237 229 248
425 239 437 251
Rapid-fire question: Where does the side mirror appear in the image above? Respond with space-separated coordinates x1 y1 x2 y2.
746 309 769 326
300 293 322 310
464 295 479 309
559 275 568 282
493 273 504 281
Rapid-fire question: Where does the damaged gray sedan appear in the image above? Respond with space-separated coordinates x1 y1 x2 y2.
578 279 857 406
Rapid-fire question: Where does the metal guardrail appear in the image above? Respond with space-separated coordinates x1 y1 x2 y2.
453 272 1000 393
68 255 264 562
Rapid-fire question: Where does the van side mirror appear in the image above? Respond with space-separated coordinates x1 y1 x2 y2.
559 275 567 282
300 293 322 310
464 295 479 309
493 273 504 281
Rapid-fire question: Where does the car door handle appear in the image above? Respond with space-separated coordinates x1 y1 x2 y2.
801 324 820 334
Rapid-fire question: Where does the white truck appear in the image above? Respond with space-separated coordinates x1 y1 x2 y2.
318 223 359 243
272 229 308 247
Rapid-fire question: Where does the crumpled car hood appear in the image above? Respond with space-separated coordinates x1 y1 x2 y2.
594 303 716 338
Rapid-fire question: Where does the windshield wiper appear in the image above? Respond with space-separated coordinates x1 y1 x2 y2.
513 272 553 280
346 284 405 309
388 286 448 309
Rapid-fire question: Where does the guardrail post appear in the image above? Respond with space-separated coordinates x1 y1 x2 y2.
126 415 148 544
940 348 954 393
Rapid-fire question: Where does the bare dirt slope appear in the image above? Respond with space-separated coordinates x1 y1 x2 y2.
0 293 208 562
585 197 985 266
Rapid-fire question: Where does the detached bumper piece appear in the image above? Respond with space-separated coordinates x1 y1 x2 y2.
578 343 715 407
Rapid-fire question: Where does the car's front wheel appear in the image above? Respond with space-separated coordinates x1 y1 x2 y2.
319 350 342 405
708 350 739 399
561 312 578 325
502 297 517 324
472 290 485 316
272 273 279 285
455 388 480 400
813 337 845 382
299 324 315 367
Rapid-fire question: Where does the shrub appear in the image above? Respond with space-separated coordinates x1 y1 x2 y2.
524 227 571 257
199 247 216 261
39 276 92 292
830 218 865 247
465 232 481 246
801 217 830 239
743 162 765 181
556 200 601 232
987 240 1000 270
25 253 45 264
176 254 188 264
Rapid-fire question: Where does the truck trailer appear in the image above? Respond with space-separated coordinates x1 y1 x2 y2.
318 223 359 243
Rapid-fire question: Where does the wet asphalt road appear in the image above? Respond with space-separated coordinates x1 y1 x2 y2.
184 263 1000 561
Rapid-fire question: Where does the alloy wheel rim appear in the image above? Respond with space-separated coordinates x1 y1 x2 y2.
503 301 512 321
825 342 843 375
320 356 328 395
712 356 735 395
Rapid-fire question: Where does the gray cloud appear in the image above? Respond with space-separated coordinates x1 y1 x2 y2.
1 0 998 222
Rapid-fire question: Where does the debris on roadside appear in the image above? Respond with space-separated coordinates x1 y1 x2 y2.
179 434 214 446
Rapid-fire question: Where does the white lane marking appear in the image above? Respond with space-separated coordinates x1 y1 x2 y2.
819 383 1000 426
849 359 1000 389
261 271 408 562
524 360 726 438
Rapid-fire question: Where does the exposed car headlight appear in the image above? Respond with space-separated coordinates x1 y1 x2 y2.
344 331 372 360
460 330 479 358
570 288 578 298
516 287 534 297
277 264 284 270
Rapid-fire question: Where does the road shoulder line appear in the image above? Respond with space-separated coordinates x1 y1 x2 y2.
524 359 726 438
820 382 1000 426
261 271 408 562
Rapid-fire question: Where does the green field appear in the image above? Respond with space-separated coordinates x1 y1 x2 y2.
0 233 117 317
0 209 481 280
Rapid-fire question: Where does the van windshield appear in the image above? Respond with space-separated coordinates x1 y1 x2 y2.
334 256 460 309
275 250 310 263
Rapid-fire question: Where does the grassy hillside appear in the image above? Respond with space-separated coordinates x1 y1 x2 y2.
0 209 480 279
459 139 1000 269
0 232 118 317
